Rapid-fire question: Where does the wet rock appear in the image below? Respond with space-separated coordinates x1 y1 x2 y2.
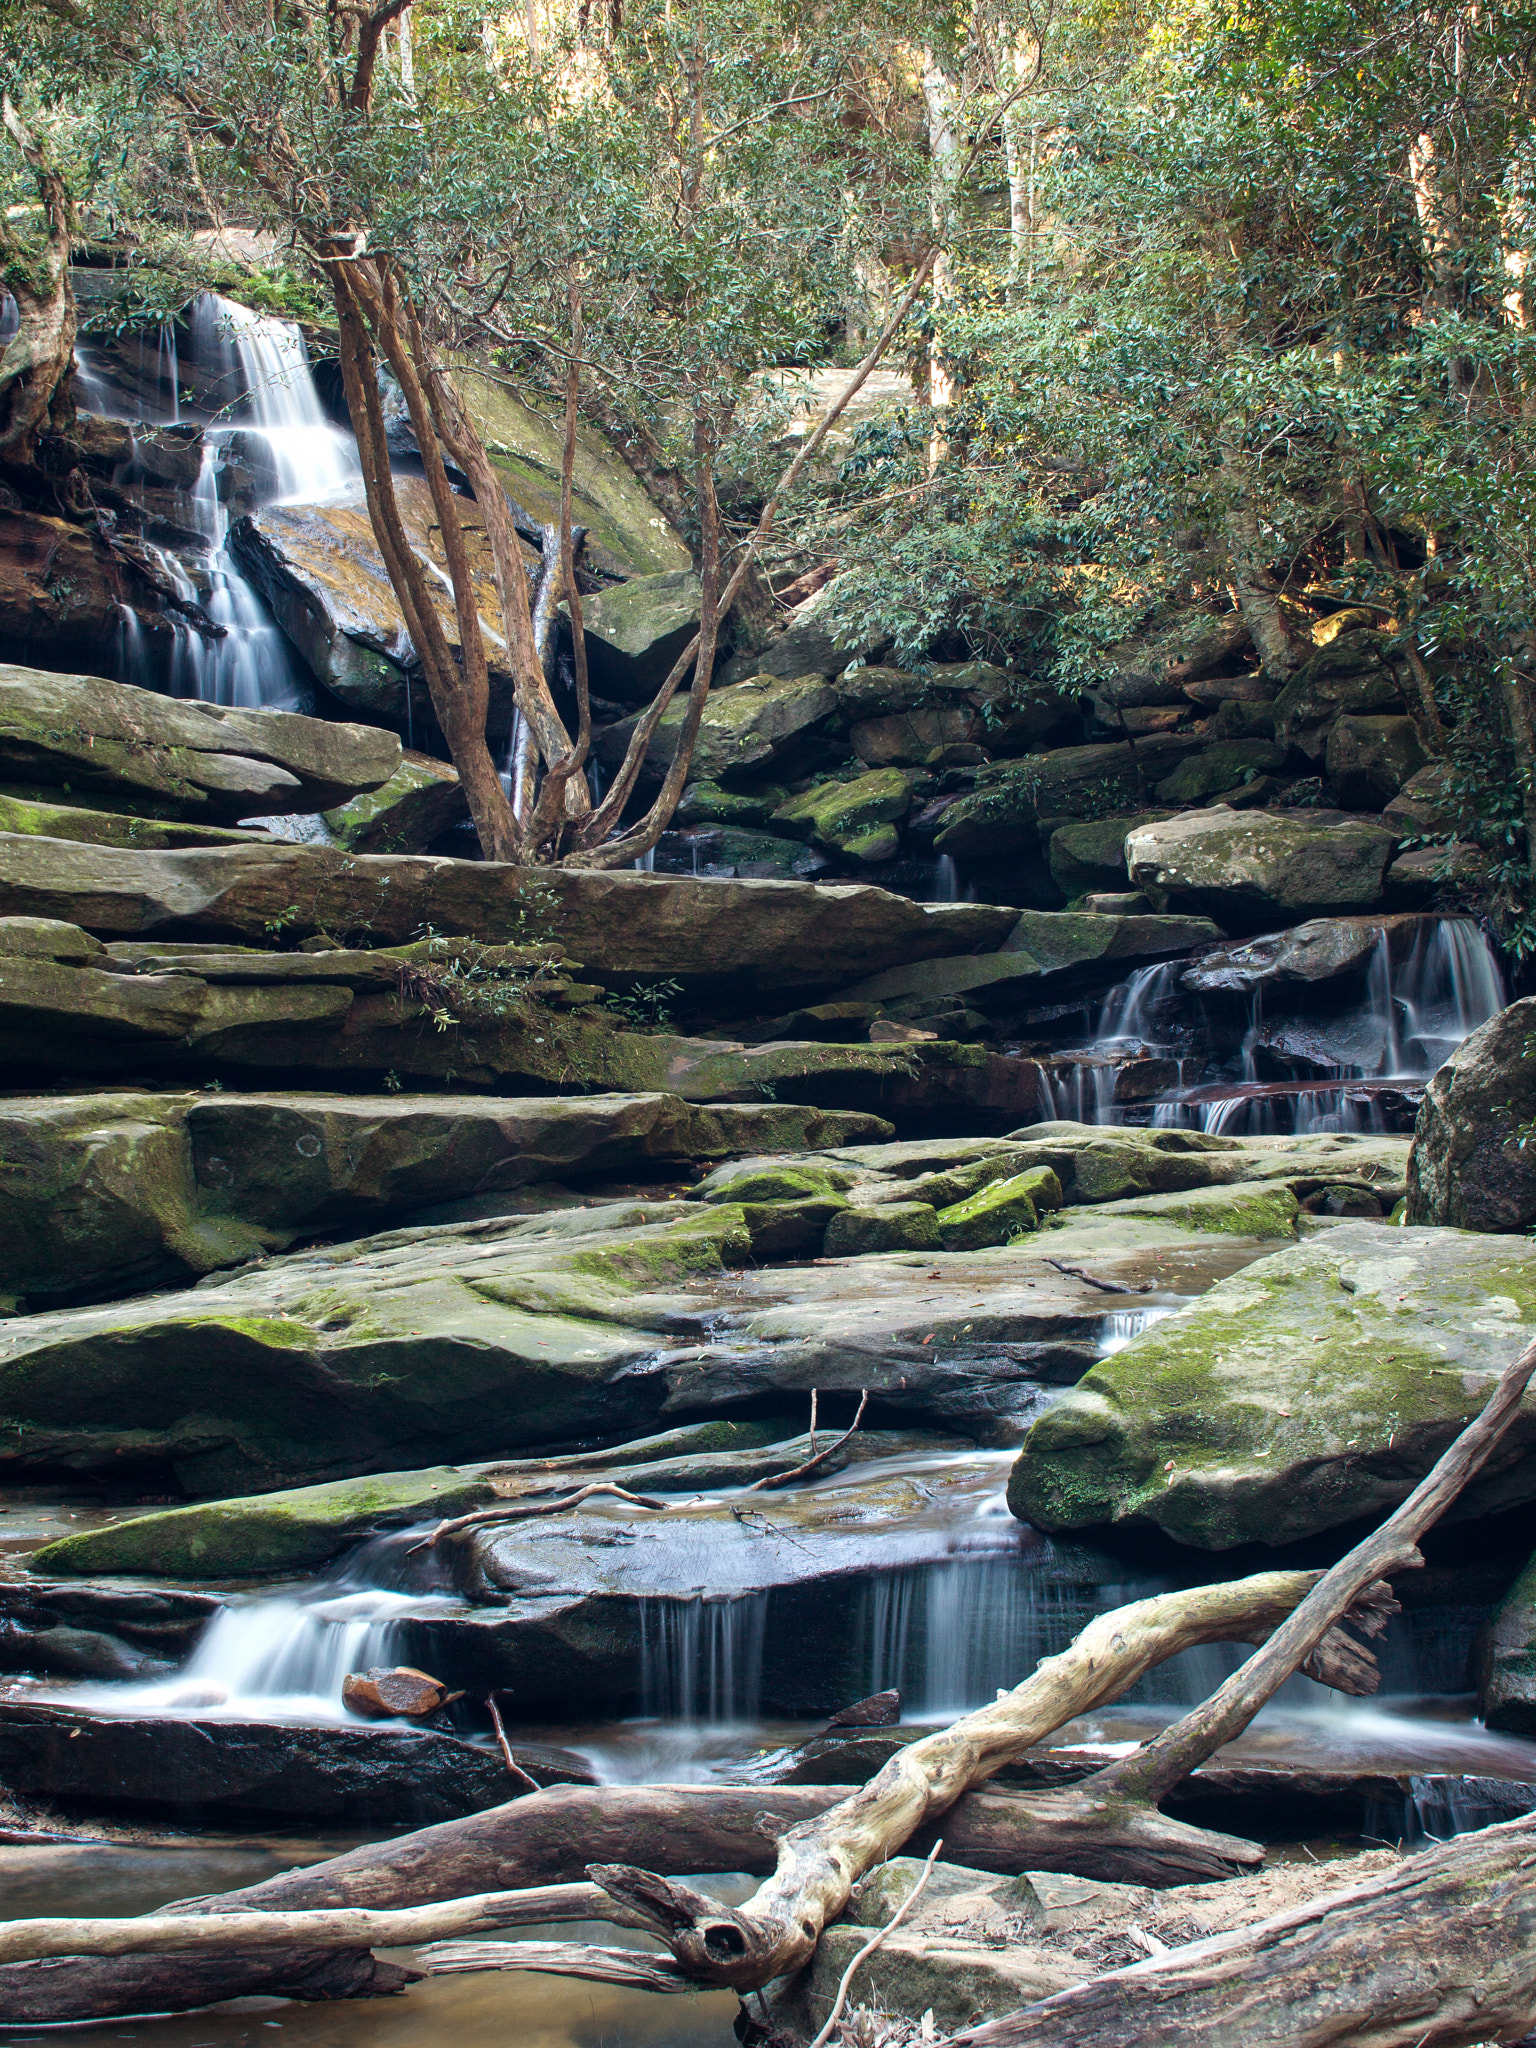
1125 806 1397 928
320 750 466 853
933 737 1205 858
1010 1221 1536 1548
34 1421 791 1578
0 507 164 678
674 780 783 828
0 1621 173 1682
1180 913 1426 993
1385 843 1490 908
0 663 400 821
1409 997 1536 1231
565 569 702 702
1078 1181 1301 1238
230 479 527 730
593 671 839 787
0 838 1016 990
341 1666 461 1719
824 1201 940 1254
1273 635 1406 759
1474 1553 1536 1736
1325 714 1428 809
826 1686 902 1729
0 1700 517 1823
771 769 914 861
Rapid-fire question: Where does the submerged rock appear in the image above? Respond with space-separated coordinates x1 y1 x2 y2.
1010 1221 1536 1548
1408 998 1536 1232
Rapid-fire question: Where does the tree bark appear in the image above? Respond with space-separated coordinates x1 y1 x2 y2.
0 95 77 462
942 1811 1536 2048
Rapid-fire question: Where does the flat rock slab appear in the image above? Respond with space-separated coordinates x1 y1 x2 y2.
1010 1221 1536 1547
0 1702 520 1822
0 1087 889 1308
0 835 1015 989
0 663 399 821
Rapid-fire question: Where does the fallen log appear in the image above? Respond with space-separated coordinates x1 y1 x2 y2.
0 1948 416 2025
594 1332 1536 1991
941 1809 1536 2048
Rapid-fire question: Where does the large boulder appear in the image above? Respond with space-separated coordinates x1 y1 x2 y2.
1408 997 1536 1231
1180 914 1428 995
567 570 702 702
1009 1221 1536 1548
592 670 838 786
1273 635 1407 760
1325 715 1428 809
771 768 914 862
1125 807 1397 928
933 737 1205 858
230 479 527 730
1474 1553 1536 1735
0 790 265 850
0 837 1014 989
1048 814 1172 900
1154 741 1289 806
0 663 399 821
320 750 466 853
0 506 166 678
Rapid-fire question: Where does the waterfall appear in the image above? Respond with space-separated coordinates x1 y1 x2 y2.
47 1530 447 1723
637 1594 769 1721
935 854 960 900
190 292 355 501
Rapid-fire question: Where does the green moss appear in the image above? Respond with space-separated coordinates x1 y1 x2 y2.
938 1167 1062 1250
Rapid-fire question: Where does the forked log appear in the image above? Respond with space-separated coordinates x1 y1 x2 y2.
941 1810 1536 2048
594 1334 1536 1991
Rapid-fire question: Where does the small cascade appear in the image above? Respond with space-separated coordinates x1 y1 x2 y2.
190 292 354 500
52 1530 451 1723
935 855 960 901
637 1594 769 1722
1050 917 1506 1137
634 845 656 872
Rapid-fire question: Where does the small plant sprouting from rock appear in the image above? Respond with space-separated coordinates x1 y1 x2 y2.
605 978 682 1029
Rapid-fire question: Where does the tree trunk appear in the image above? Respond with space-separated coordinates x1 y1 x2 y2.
942 1811 1536 2048
0 96 77 463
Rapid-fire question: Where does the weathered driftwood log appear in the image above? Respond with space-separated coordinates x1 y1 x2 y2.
593 1333 1536 1991
0 1949 416 2024
941 1810 1536 2048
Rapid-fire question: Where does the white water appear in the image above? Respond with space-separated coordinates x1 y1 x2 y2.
190 291 355 500
49 1531 455 1723
638 1594 770 1722
1053 917 1507 1136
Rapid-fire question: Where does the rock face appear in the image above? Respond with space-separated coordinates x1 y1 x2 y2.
0 663 400 820
932 737 1206 858
1009 1222 1536 1548
0 1088 891 1309
1125 807 1397 928
1408 998 1536 1231
230 479 529 731
0 836 1014 989
0 507 166 679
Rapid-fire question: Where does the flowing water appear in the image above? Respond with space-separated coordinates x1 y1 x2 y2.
1036 916 1506 1136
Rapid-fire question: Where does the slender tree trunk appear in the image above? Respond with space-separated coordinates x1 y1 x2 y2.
920 51 962 467
0 96 77 461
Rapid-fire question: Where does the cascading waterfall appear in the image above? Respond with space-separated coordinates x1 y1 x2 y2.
1057 917 1506 1136
637 1594 769 1722
50 1530 450 1723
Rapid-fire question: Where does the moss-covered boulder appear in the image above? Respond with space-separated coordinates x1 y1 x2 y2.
0 662 400 821
321 750 465 853
938 1166 1063 1249
675 780 783 827
565 570 702 702
1154 740 1289 805
1074 1182 1300 1238
1273 635 1406 759
932 737 1204 857
1125 807 1397 928
824 1201 940 1254
0 791 265 850
771 769 914 857
594 671 839 786
1047 814 1171 899
1009 1221 1536 1548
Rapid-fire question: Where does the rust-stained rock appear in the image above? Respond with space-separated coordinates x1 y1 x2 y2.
342 1666 461 1720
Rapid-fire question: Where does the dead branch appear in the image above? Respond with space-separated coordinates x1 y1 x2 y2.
413 1481 672 1551
486 1695 542 1793
941 1810 1536 2048
420 1940 690 1988
741 1390 868 1493
592 1336 1536 1992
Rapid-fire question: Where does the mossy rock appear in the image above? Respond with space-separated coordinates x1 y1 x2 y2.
824 1202 940 1255
938 1165 1061 1249
675 781 783 828
1154 740 1288 805
702 1165 846 1205
1073 1183 1300 1239
1009 1221 1536 1548
771 769 914 853
321 750 466 853
1047 813 1170 899
0 789 266 851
